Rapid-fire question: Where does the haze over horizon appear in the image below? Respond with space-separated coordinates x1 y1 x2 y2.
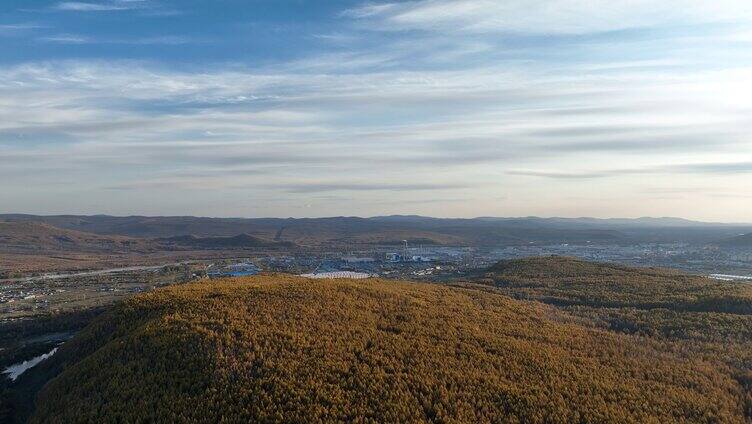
3 212 750 226
1 1 752 220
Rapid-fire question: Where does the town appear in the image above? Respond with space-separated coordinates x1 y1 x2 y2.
4 241 752 321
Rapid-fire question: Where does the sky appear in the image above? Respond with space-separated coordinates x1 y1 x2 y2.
1 0 752 221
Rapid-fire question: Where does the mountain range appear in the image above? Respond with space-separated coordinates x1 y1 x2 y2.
2 214 750 247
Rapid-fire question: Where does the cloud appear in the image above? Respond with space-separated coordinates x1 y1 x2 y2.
670 162 752 174
0 24 44 36
103 179 469 193
345 0 752 35
0 60 750 183
54 0 152 12
37 34 90 44
36 34 195 45
276 183 470 193
56 2 129 11
508 169 639 179
539 137 735 153
509 161 752 180
3 0 752 219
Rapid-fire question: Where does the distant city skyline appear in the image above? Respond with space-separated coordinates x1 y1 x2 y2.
1 1 751 220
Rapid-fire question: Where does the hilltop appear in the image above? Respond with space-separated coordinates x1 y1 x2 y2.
15 274 750 422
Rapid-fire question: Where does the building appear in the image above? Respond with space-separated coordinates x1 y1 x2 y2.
207 262 260 279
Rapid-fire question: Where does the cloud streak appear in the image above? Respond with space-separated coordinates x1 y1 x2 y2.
346 0 752 35
36 34 195 45
55 1 148 12
277 183 471 193
510 162 752 180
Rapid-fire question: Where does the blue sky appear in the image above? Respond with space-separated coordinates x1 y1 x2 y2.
1 0 752 220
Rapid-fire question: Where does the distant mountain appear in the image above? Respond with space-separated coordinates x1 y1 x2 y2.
157 234 295 249
2 214 750 247
0 220 155 254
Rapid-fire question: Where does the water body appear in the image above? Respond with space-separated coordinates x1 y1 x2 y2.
3 347 58 381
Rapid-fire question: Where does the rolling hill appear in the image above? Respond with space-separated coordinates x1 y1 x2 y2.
157 234 296 250
477 256 752 418
0 221 155 254
5 214 750 246
481 256 752 313
14 273 751 422
718 233 752 248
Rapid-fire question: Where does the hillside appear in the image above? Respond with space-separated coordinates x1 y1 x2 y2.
483 256 752 313
479 256 752 417
719 233 752 248
0 221 155 254
157 234 296 250
7 213 752 246
17 275 750 422
0 214 630 246
0 222 295 276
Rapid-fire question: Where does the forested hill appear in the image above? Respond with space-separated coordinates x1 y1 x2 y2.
482 255 752 312
4 214 750 245
479 255 752 420
21 274 750 422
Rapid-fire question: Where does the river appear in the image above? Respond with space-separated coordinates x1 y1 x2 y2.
3 347 58 381
0 261 193 284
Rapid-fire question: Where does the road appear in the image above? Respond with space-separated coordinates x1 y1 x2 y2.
0 262 192 284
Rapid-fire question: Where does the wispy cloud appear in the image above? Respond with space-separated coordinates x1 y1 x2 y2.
0 23 44 35
1 60 750 174
508 169 638 179
37 34 90 43
510 162 752 180
55 1 148 12
36 34 195 45
345 0 752 35
1 1 751 218
277 183 470 193
671 161 752 174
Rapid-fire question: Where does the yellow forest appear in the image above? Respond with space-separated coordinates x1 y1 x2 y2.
29 260 752 423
